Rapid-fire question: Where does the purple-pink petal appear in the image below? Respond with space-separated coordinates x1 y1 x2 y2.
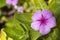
6 0 18 5
39 25 51 35
17 6 24 13
31 10 56 35
31 21 40 30
46 17 56 28
42 10 53 19
11 0 18 5
32 10 42 21
6 0 12 5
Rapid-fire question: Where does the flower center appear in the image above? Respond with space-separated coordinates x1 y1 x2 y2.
40 17 46 24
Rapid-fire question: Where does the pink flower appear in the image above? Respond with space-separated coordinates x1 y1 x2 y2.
31 10 56 35
17 6 24 13
6 0 18 6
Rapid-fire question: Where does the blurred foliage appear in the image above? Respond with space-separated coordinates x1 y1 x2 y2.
0 0 6 8
0 28 13 40
0 0 60 40
31 0 48 10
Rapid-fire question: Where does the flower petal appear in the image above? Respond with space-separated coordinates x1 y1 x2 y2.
31 21 40 30
6 0 12 5
46 17 56 28
17 6 24 13
42 10 53 19
12 0 18 5
39 25 51 35
32 10 42 21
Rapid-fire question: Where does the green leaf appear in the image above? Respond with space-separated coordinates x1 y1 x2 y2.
29 29 42 40
4 13 30 40
15 13 32 30
45 28 58 40
16 13 42 40
0 0 6 8
16 13 32 23
4 18 29 40
4 12 42 40
48 0 60 18
31 0 48 10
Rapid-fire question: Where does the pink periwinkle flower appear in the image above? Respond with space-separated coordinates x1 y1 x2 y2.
17 6 24 13
6 0 18 6
31 10 56 35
